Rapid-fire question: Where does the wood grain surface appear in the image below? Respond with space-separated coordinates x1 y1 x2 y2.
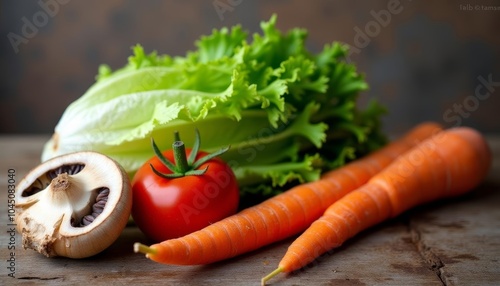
1 135 499 285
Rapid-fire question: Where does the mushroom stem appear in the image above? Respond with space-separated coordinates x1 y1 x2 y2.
48 173 93 218
49 173 79 204
52 173 72 192
15 151 132 258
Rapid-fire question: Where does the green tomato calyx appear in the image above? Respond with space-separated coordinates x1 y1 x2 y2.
150 129 229 179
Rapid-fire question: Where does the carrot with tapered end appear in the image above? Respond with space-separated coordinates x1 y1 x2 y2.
133 122 442 265
262 127 491 285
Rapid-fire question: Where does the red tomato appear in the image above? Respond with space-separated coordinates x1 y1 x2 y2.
132 141 239 242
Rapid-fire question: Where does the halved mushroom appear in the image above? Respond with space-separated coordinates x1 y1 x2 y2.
15 151 132 258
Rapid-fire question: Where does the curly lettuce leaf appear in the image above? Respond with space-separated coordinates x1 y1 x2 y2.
42 14 386 196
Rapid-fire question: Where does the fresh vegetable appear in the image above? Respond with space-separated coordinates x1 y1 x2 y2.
15 151 132 258
131 130 239 242
262 127 491 285
41 14 386 196
133 122 442 264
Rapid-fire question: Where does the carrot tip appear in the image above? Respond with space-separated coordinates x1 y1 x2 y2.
133 242 157 256
261 267 284 286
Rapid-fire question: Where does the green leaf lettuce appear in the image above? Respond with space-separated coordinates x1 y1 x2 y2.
42 15 386 195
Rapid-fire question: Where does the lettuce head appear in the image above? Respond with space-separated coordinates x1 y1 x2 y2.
42 15 386 196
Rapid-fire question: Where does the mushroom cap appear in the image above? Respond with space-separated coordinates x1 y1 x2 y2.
15 151 132 258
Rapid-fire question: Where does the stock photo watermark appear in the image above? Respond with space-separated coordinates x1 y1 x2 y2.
178 120 293 223
178 168 234 224
6 169 17 278
7 0 71 54
346 0 412 61
443 74 499 126
213 0 244 21
459 3 500 11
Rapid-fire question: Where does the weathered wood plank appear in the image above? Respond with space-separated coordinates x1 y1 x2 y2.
1 135 499 285
409 183 500 286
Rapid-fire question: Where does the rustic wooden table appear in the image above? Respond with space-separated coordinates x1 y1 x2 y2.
1 135 499 286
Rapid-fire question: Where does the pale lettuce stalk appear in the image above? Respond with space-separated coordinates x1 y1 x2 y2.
42 15 386 195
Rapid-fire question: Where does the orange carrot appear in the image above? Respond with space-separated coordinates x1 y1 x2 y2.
133 122 442 265
262 127 491 285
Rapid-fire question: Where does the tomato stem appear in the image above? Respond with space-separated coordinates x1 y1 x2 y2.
149 129 230 179
174 131 181 142
187 129 201 165
172 140 190 173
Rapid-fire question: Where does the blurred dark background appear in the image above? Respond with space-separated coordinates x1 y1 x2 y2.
1 0 499 135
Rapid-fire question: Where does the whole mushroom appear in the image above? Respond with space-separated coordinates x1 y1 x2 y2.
15 151 132 258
